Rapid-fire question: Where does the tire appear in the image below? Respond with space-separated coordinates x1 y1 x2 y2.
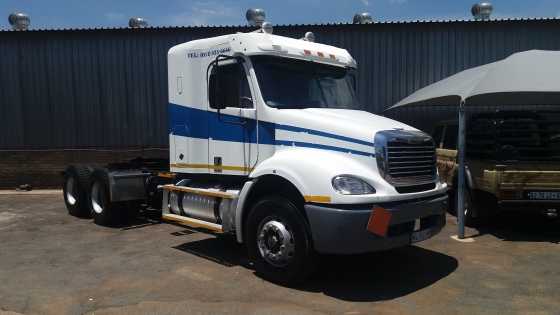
145 175 168 211
449 187 479 227
63 165 93 218
89 169 125 226
245 196 315 285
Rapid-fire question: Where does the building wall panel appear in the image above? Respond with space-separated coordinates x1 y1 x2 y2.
1 20 560 149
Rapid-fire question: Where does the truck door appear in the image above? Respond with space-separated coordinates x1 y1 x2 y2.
207 59 257 175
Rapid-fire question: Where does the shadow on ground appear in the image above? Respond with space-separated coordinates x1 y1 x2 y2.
119 210 459 302
473 213 560 243
173 236 458 302
303 246 458 302
174 235 250 268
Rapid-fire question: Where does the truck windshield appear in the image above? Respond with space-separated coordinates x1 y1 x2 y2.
467 112 560 161
251 56 361 110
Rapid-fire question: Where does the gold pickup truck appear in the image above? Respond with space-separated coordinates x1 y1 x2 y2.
432 111 560 226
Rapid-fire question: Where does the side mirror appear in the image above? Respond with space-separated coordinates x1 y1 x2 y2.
209 66 226 110
207 55 246 110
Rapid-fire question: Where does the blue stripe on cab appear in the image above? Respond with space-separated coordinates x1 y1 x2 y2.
275 124 373 147
169 103 276 144
168 103 374 157
276 140 374 157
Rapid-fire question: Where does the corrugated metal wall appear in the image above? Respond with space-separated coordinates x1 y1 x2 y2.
1 19 560 149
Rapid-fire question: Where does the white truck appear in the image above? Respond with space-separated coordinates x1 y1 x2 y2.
62 24 448 284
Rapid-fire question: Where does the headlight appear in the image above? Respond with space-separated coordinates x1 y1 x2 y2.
332 175 375 195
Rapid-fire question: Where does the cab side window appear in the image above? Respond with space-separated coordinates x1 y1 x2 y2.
443 124 458 150
209 61 252 109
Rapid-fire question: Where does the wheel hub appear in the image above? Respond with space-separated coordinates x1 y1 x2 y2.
257 220 295 267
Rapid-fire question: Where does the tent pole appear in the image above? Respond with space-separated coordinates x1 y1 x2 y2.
456 100 466 239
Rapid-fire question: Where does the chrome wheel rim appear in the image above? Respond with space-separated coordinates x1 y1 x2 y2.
91 181 104 214
65 177 77 206
257 219 295 267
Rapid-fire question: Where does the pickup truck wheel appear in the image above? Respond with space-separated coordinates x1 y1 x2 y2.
246 196 315 285
63 165 92 218
449 188 479 227
89 170 123 226
462 189 478 227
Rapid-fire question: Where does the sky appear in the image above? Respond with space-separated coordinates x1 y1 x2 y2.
1 0 560 29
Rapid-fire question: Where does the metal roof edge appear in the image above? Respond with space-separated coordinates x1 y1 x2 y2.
1 17 559 32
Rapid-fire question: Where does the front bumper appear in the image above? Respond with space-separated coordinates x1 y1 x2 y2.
304 194 448 254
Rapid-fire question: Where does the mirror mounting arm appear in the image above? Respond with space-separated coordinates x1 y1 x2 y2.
218 109 248 126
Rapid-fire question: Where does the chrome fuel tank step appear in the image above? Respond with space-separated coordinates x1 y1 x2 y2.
160 183 239 232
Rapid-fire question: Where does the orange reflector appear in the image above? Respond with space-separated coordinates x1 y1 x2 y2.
304 49 312 55
367 207 392 237
317 51 325 58
329 54 336 60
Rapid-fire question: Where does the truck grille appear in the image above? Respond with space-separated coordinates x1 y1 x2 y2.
375 130 437 192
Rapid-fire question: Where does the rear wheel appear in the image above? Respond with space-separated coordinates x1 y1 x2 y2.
89 169 124 226
63 165 92 218
246 196 315 285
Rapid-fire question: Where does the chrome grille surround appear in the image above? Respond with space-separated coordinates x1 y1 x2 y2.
375 129 437 188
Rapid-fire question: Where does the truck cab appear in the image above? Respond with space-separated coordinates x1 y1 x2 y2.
433 111 560 225
165 28 448 281
63 26 448 285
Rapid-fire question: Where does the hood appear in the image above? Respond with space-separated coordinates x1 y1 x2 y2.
273 108 417 144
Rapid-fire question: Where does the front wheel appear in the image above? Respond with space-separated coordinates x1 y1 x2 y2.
245 196 315 285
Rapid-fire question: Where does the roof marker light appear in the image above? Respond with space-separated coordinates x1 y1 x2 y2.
301 31 315 42
317 52 325 58
304 50 312 56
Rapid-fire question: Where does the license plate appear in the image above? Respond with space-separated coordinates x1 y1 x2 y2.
411 229 432 243
525 191 560 200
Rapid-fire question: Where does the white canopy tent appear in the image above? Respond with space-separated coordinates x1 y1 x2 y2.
390 50 560 238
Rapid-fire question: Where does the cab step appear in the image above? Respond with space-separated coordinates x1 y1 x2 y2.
160 184 238 199
161 213 223 232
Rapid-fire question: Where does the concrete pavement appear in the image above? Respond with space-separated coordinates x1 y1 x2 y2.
0 194 558 314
